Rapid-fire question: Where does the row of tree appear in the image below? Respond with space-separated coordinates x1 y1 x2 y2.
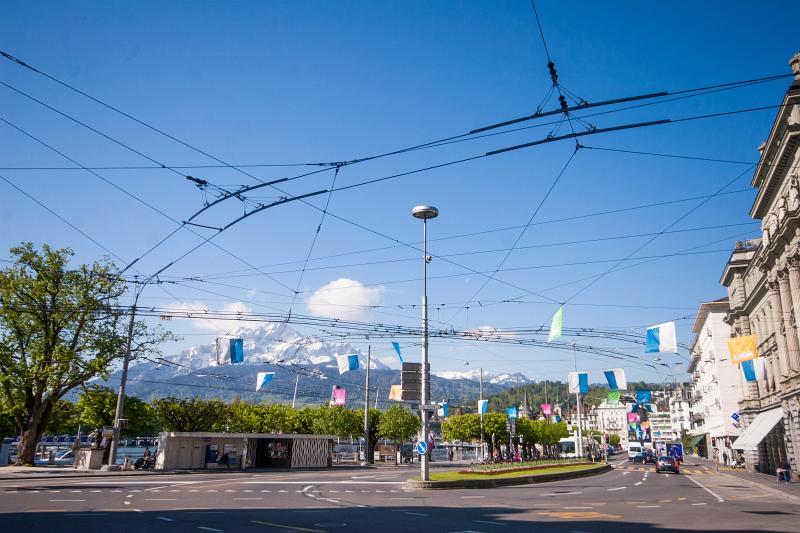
441 413 571 458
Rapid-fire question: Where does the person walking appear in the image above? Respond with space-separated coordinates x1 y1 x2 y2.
219 452 230 470
722 451 729 468
777 458 792 483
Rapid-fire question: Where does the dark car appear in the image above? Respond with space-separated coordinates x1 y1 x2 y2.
632 451 657 464
655 455 680 474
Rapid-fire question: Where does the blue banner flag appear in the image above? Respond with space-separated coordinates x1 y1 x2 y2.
391 342 404 364
635 390 651 405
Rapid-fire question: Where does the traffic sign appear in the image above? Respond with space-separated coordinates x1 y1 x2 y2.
416 441 428 455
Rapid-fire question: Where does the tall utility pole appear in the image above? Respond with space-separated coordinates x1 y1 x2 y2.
479 367 485 460
363 341 371 465
412 205 438 482
291 374 300 409
572 342 584 459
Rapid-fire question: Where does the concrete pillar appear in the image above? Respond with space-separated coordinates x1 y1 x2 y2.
786 258 800 371
778 270 800 373
768 280 792 378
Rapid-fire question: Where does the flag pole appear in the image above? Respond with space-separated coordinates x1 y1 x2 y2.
479 367 485 460
572 342 584 459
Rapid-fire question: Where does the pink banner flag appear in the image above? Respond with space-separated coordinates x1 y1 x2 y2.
627 411 639 423
332 386 346 406
540 403 552 416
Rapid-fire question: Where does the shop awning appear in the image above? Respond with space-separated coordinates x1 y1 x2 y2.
731 407 784 449
687 434 705 449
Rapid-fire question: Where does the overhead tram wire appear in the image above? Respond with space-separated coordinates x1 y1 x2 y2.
0 114 300 295
0 173 190 306
1 48 793 175
3 50 791 312
561 163 758 304
171 187 757 282
446 148 579 324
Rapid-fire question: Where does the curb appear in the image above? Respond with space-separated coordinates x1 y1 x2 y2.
405 463 612 490
714 471 800 505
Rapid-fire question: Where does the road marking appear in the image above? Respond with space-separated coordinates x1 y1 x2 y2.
686 474 725 502
658 499 672 503
540 491 582 496
461 495 485 499
124 502 131 505
390 497 414 500
145 498 178 501
251 520 324 532
48 499 85 502
622 472 631 476
126 495 134 498
607 487 626 491
634 482 643 486
158 517 175 522
636 505 661 508
198 528 224 532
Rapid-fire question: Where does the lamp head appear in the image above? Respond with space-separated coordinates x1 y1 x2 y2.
411 205 439 220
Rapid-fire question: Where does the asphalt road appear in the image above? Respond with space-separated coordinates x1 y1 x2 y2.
1 459 797 532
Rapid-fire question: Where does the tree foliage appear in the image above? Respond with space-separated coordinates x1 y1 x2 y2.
152 397 227 432
441 413 481 443
0 244 172 464
377 405 420 443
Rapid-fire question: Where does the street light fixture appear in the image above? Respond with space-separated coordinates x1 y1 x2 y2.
411 204 438 482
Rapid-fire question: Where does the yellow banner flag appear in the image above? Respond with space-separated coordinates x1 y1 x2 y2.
728 335 758 364
388 384 403 401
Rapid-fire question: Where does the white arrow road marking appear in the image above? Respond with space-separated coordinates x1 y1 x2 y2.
607 487 626 491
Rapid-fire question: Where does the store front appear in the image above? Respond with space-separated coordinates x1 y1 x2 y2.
155 432 335 470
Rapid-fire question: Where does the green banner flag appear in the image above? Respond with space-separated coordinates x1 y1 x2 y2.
607 391 621 404
548 306 563 342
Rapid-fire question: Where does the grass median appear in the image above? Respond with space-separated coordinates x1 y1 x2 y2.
426 462 601 482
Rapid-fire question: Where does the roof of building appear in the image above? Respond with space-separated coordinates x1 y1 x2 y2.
691 297 730 334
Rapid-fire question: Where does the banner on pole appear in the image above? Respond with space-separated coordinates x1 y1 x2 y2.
548 306 564 342
331 386 346 406
645 322 677 353
568 371 589 394
478 399 489 414
388 384 403 401
391 342 404 364
540 403 552 416
255 372 274 391
728 336 758 364
603 368 627 390
607 391 621 404
337 354 360 375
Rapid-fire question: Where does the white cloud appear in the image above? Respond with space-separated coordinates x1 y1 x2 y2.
162 301 258 334
305 278 384 321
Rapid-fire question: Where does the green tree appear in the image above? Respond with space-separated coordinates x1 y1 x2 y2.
43 400 79 435
310 405 361 438
76 385 155 436
441 414 480 443
152 397 226 432
0 244 172 465
378 405 420 443
609 434 621 446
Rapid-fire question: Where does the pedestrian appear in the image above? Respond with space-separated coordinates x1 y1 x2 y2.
447 449 453 462
722 451 728 467
777 458 792 483
220 452 230 470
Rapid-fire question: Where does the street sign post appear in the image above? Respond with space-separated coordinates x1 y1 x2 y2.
416 441 428 456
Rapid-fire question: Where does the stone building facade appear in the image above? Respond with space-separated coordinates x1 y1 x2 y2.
720 53 800 476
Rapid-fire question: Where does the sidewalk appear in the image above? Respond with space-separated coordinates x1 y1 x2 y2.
688 454 800 502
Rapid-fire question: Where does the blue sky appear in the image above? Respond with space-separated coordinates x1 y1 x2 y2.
2 1 799 385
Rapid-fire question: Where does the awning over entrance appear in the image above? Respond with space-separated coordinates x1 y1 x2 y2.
731 407 784 449
687 434 705 449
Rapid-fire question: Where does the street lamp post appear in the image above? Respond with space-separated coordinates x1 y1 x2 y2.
412 204 438 482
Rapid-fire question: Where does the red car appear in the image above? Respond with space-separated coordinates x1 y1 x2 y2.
655 455 680 474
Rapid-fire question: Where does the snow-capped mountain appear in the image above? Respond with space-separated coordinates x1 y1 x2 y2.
166 323 388 373
433 369 533 385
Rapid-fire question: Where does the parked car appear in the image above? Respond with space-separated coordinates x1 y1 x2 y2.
632 451 657 464
655 455 680 474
